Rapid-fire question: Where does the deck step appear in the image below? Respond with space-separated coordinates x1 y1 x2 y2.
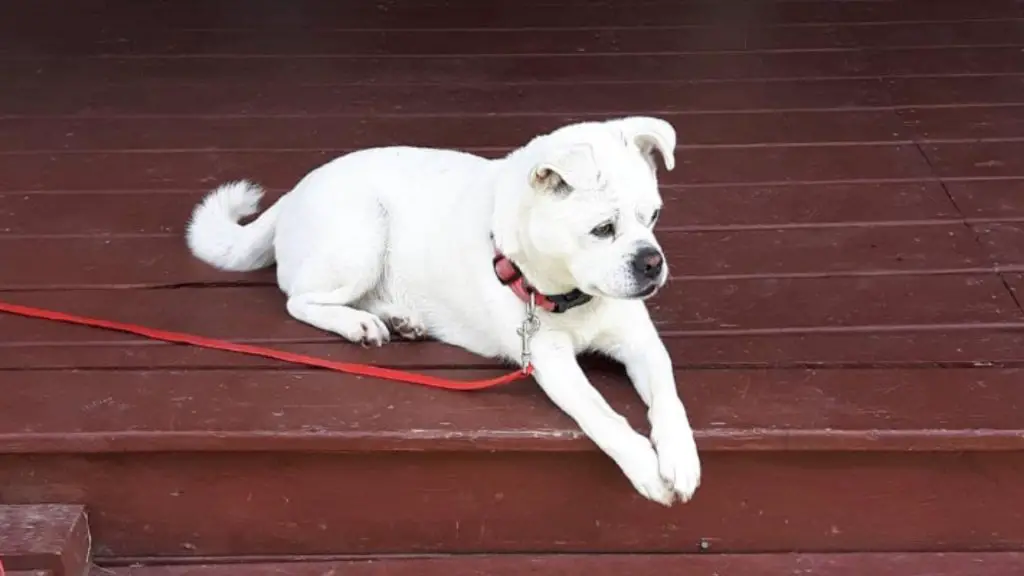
0 504 91 576
90 553 1024 575
2 368 1024 557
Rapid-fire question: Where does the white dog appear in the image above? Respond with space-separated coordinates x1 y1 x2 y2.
185 116 701 505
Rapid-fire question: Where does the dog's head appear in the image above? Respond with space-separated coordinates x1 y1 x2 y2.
493 116 676 301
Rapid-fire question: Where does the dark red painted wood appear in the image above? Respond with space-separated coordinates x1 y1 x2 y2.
1 26 858 57
6 47 1022 87
863 47 1024 76
0 182 962 234
1006 273 1024 304
4 452 1024 556
0 505 91 576
5 53 889 84
0 226 999 288
975 222 1024 266
1 0 1017 32
886 76 1024 107
2 275 1020 336
0 145 933 192
899 105 1024 141
923 141 1024 180
1 276 1022 370
5 53 1022 96
87 553 1024 576
2 368 1023 454
945 180 1024 219
0 111 913 152
847 20 1024 47
5 328 1024 372
0 79 893 116
7 20 1023 58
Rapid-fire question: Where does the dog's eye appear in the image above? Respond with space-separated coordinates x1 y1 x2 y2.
590 221 616 238
650 208 661 226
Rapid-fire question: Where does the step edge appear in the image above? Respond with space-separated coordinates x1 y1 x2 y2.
2 428 1023 454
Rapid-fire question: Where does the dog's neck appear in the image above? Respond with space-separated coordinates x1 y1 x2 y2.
491 242 593 314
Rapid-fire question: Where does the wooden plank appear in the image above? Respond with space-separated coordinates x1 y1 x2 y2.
0 275 1021 369
5 47 1022 86
5 326 1024 371
864 47 1024 76
923 141 1024 180
1 0 1017 32
8 20 1022 58
1 275 1018 340
3 451 1024 556
1 27 855 58
0 145 932 192
0 225 996 287
847 19 1024 48
1 77 1011 118
1006 273 1024 304
0 110 912 152
886 76 1024 107
945 179 1024 219
0 79 893 117
85 553 1024 576
0 182 961 234
0 505 91 576
1 368 1022 453
899 105 1024 141
1 53 881 86
975 222 1024 266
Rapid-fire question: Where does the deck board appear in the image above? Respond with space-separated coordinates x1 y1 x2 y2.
2 0 1019 34
0 182 965 231
5 451 1024 555
0 111 917 151
0 225 1001 284
2 368 1024 453
85 553 1024 576
1 0 1023 559
0 145 937 191
0 79 896 116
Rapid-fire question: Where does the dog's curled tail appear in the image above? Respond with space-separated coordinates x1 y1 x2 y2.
185 179 281 272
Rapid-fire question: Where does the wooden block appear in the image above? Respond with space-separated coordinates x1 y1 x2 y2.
0 505 90 576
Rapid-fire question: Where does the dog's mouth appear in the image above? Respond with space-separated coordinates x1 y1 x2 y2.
629 283 661 300
583 278 664 300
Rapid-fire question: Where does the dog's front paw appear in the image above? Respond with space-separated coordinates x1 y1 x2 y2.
618 436 677 506
652 426 701 503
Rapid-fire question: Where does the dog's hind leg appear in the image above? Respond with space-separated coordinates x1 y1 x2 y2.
283 220 392 347
287 290 391 347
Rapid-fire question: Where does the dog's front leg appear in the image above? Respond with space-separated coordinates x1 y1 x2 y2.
530 331 676 506
594 308 701 503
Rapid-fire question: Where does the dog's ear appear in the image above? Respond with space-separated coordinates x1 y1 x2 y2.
612 116 676 172
530 143 601 193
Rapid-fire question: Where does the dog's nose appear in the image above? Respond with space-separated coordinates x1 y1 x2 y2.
632 246 664 280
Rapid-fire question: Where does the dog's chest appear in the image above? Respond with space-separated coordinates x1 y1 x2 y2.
539 311 607 353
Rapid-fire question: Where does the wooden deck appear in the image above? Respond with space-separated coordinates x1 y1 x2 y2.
1 0 1024 573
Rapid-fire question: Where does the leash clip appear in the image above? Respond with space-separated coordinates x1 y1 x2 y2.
517 292 540 373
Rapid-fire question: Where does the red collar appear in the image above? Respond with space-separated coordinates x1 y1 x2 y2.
492 250 593 314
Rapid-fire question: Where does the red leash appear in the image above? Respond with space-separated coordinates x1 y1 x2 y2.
0 300 532 391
